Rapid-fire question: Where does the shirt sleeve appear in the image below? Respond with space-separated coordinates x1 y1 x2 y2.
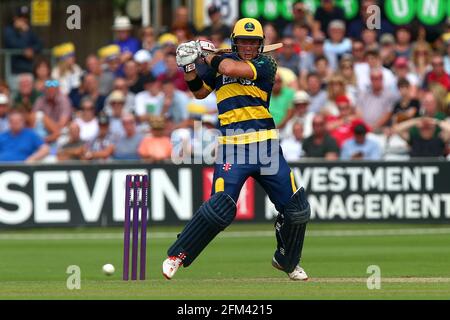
248 54 277 83
200 68 216 92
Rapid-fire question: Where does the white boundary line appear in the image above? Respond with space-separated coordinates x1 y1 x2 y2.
0 228 450 241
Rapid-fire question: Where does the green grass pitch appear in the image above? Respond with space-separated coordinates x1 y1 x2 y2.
0 223 449 299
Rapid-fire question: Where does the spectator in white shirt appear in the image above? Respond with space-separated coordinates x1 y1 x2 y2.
74 97 99 143
281 121 304 162
134 74 164 122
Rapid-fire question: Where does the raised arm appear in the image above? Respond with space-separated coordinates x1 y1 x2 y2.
204 54 255 80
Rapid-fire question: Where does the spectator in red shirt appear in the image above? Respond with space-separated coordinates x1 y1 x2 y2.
157 52 188 92
423 54 450 91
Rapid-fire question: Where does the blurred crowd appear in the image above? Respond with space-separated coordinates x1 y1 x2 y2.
1 1 450 164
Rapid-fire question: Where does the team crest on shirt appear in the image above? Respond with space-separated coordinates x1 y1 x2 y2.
222 163 232 172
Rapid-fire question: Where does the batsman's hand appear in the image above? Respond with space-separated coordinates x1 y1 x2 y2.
196 40 216 59
176 41 200 69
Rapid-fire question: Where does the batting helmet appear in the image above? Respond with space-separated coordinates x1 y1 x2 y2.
230 18 264 54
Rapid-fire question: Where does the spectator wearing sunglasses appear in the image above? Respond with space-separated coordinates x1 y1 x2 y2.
32 79 72 129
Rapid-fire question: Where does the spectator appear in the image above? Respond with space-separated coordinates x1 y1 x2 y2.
341 122 382 160
379 33 397 69
393 117 450 158
410 41 432 85
134 75 164 122
389 78 420 126
0 94 10 133
138 116 172 162
281 121 304 162
201 5 231 40
104 77 136 115
302 114 339 159
85 54 114 96
393 57 419 98
276 37 300 75
3 5 42 89
134 49 153 82
395 26 413 58
279 90 314 139
422 54 450 91
355 48 397 93
326 95 363 147
351 39 366 66
338 55 358 99
0 80 10 96
52 42 83 95
112 16 140 64
314 55 333 86
157 52 188 92
172 22 194 44
173 6 198 37
33 58 51 94
323 20 351 63
151 33 178 77
83 113 115 161
313 0 345 37
20 105 60 144
263 23 280 47
347 0 395 40
305 72 327 114
299 35 338 86
106 90 127 141
98 44 122 77
13 73 40 111
124 60 144 94
161 80 189 126
361 28 378 48
56 122 86 161
269 73 295 126
0 110 49 162
140 26 159 56
322 73 352 115
69 73 106 112
283 2 314 37
113 113 144 160
292 23 313 53
356 69 397 131
73 97 99 143
419 91 447 121
33 79 72 129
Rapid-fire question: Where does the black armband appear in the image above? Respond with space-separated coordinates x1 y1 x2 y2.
210 55 225 73
187 74 204 92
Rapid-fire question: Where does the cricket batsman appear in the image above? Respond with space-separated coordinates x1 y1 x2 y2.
162 18 310 281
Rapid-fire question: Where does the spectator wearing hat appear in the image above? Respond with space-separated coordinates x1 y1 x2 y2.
134 49 153 80
389 78 420 127
302 114 339 160
56 122 86 161
326 95 363 147
157 52 188 92
104 77 136 115
347 0 395 40
106 90 127 141
73 97 99 143
323 20 351 63
98 44 123 77
395 26 413 59
283 2 314 38
151 33 179 78
201 5 231 40
134 74 164 122
138 116 172 163
279 90 314 140
84 54 114 96
269 72 295 126
280 121 304 162
51 43 83 95
0 110 49 163
379 34 397 69
393 57 419 98
83 113 115 161
0 94 10 133
3 5 43 89
341 122 382 160
13 73 40 112
33 79 72 129
112 113 143 160
112 16 140 63
312 0 345 37
356 69 397 132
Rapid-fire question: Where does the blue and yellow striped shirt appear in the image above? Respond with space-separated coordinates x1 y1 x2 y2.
201 53 278 144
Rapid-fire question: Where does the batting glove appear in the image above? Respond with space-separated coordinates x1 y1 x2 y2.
176 41 200 73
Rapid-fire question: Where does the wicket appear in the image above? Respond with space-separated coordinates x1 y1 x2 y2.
123 174 149 280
